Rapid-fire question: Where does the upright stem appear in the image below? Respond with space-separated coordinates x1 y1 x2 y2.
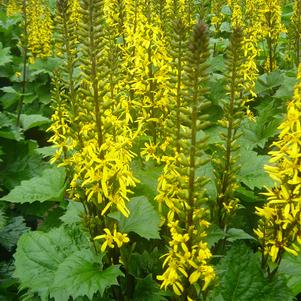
88 0 104 150
16 0 28 126
217 47 237 228
176 32 183 153
266 12 274 72
60 4 83 147
146 1 157 143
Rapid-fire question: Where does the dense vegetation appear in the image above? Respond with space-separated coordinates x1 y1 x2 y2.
0 0 301 300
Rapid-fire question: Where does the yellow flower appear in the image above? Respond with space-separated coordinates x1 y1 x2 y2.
140 141 159 162
255 67 301 262
94 228 115 252
94 227 129 251
26 0 53 58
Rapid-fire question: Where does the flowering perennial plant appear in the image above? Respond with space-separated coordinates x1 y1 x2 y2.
213 26 245 229
49 0 137 254
255 66 301 266
291 0 301 67
261 0 285 72
8 0 301 300
156 21 214 299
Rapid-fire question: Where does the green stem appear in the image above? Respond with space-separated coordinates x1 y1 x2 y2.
16 0 28 127
61 4 83 147
88 0 104 150
176 27 183 153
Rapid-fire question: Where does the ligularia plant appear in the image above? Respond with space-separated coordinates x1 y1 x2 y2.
5 0 301 300
255 65 301 271
49 0 137 257
156 21 214 300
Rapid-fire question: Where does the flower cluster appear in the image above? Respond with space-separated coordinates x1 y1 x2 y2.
6 0 21 16
290 0 301 67
122 0 171 144
26 0 53 58
49 0 137 252
255 66 301 263
228 0 265 100
213 26 245 228
156 21 214 299
260 0 285 72
94 226 129 252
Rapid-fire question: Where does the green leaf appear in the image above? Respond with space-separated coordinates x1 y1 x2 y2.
0 140 46 190
238 149 273 189
110 196 160 239
60 201 84 225
209 55 225 73
0 112 23 141
226 228 255 242
239 102 282 149
0 43 12 66
1 166 66 203
20 114 50 130
205 224 225 248
279 252 301 295
127 248 162 277
37 206 65 231
0 86 19 95
220 22 231 33
52 251 123 300
255 71 283 95
132 160 162 200
0 216 29 250
208 243 294 301
0 208 6 229
274 76 297 99
14 226 90 301
133 275 167 301
196 159 217 200
35 146 56 158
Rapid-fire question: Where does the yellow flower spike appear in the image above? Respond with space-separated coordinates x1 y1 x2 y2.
26 0 53 58
255 67 301 263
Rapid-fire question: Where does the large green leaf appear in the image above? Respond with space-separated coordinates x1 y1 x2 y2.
239 102 282 149
0 43 12 66
52 251 123 300
127 248 162 278
279 252 301 295
14 227 85 301
1 166 66 203
0 208 6 230
132 160 162 200
274 76 297 99
208 243 294 301
0 112 23 141
0 140 46 190
0 216 29 251
20 114 50 131
14 226 117 301
255 71 283 95
0 86 18 95
238 149 273 189
133 275 167 301
60 201 84 225
110 196 160 239
226 228 255 242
